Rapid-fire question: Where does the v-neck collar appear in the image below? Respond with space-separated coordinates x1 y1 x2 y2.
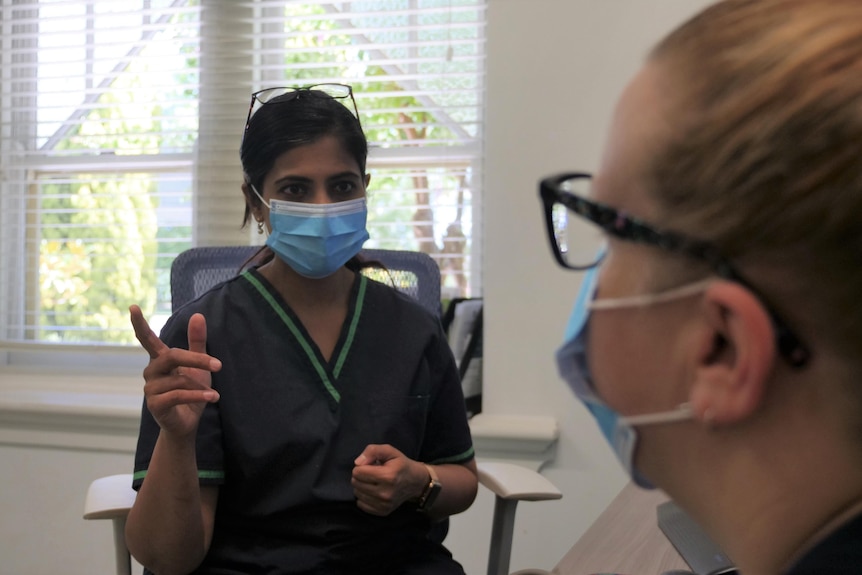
241 269 368 404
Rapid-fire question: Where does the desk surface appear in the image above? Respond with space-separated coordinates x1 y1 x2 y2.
553 482 690 575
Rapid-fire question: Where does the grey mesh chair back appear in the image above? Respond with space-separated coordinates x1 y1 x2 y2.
170 246 442 316
357 248 442 317
170 246 258 313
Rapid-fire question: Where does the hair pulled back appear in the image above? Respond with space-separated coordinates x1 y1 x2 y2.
647 0 862 362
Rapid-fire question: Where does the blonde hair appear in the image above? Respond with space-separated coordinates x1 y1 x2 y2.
646 0 862 361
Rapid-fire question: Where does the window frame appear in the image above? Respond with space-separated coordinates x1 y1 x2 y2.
0 0 486 374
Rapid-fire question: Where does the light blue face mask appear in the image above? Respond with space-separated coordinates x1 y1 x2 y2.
555 264 706 489
252 186 370 279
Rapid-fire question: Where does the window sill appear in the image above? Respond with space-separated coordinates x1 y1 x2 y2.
0 368 142 453
0 369 559 467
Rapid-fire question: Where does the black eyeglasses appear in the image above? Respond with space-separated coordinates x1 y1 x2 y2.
244 83 361 134
540 172 810 368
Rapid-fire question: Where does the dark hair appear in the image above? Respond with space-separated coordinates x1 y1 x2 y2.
240 89 368 229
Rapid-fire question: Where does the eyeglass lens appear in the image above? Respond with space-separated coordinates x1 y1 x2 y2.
256 84 352 104
551 176 606 269
250 84 358 122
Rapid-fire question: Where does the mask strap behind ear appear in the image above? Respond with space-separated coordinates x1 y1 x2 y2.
620 402 693 426
249 184 271 209
590 279 713 310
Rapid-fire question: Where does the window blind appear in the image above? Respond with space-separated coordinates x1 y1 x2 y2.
0 0 485 347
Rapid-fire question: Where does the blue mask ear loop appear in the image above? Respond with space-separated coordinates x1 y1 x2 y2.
250 184 271 209
562 248 605 342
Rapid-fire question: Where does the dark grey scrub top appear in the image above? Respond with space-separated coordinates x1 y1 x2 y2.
133 269 474 574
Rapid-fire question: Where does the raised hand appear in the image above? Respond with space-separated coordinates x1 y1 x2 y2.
351 444 427 516
129 305 222 439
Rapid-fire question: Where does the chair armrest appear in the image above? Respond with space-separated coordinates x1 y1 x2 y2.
477 461 562 502
83 473 137 520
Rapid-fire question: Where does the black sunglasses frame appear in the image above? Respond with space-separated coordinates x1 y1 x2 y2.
540 171 810 368
243 83 361 135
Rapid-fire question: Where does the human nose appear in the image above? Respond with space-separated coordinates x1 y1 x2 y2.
306 184 332 205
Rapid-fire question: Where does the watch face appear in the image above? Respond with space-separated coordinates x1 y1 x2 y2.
422 481 442 510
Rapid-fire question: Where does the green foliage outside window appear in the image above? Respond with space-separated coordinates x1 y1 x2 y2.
34 0 480 345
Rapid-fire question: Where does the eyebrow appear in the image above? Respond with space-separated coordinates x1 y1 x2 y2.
272 171 362 187
326 171 363 182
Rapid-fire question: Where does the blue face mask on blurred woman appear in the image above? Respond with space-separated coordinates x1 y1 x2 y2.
555 263 708 488
252 186 370 279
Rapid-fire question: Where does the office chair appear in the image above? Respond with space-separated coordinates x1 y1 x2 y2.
169 245 442 317
84 464 560 575
85 245 561 575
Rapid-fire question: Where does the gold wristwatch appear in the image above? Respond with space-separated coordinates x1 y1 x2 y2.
417 464 442 511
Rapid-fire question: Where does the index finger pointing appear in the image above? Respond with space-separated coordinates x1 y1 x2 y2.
129 305 167 359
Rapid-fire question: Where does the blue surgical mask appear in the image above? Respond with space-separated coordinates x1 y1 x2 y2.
555 264 707 489
252 186 370 279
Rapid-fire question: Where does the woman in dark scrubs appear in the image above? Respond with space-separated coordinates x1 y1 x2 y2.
126 85 478 575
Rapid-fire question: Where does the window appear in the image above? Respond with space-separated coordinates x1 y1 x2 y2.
0 0 486 351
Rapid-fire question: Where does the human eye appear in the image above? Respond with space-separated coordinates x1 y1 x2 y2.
277 183 307 199
330 180 358 199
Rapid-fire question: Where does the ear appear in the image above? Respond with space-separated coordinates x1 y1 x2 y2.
241 181 264 221
689 281 777 426
364 173 371 188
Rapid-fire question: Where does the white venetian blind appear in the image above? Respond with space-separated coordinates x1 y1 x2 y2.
0 0 485 347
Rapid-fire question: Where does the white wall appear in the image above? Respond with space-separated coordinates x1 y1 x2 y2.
0 444 142 575
0 2 715 575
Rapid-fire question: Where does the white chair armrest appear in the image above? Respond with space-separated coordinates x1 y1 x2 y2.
477 461 562 575
83 473 136 520
477 461 562 502
83 473 137 575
